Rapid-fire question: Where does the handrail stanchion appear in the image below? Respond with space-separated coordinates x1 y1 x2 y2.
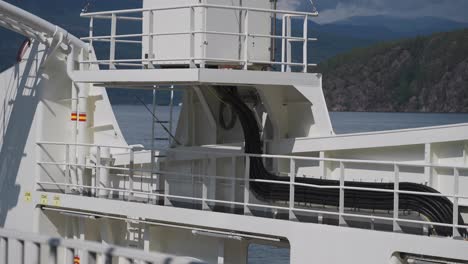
243 9 249 70
453 167 460 238
147 10 155 69
128 147 134 201
302 15 308 73
286 15 292 72
281 14 286 72
339 161 346 226
244 156 251 215
289 158 297 220
393 164 401 232
65 144 70 193
231 156 237 212
202 159 209 210
109 13 117 69
95 146 101 198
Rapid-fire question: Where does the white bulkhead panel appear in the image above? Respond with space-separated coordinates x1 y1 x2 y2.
142 0 271 66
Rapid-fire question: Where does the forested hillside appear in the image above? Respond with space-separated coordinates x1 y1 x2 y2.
319 29 468 112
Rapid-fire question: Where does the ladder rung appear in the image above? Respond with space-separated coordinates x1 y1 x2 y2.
154 138 169 141
154 120 169 124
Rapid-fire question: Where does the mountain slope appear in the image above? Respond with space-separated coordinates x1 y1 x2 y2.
319 29 468 112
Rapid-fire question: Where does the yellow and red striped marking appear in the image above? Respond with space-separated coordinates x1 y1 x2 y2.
78 113 87 122
71 112 77 121
73 256 80 264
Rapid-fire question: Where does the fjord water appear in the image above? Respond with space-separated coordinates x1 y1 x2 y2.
112 105 468 264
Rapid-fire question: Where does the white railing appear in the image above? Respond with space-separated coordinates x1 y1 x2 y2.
36 142 468 239
79 4 318 72
0 227 204 264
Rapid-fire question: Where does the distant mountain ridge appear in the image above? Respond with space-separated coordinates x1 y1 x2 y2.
319 28 468 112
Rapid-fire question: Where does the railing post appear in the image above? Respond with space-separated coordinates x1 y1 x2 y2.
128 148 134 201
65 144 70 193
189 6 196 68
302 15 308 73
281 15 286 72
231 156 237 212
202 159 209 211
109 13 117 69
244 156 251 216
453 167 461 238
286 16 292 72
243 10 249 70
147 10 155 69
393 164 401 232
289 158 297 221
95 146 101 198
339 161 346 226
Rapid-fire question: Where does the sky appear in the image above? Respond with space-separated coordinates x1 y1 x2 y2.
278 0 468 24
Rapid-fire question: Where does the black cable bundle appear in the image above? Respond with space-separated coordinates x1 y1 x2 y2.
215 86 466 237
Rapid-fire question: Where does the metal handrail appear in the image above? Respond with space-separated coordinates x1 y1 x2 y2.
80 4 319 17
79 3 316 72
0 227 204 264
36 141 468 238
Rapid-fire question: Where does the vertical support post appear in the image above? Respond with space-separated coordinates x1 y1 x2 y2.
231 157 237 212
65 144 70 193
147 10 155 69
0 238 5 264
128 148 134 201
339 161 346 226
151 89 157 198
244 156 251 215
463 142 468 165
202 159 209 211
453 168 460 238
319 151 327 179
189 7 196 68
217 239 225 264
286 16 292 72
39 243 51 264
289 158 296 221
281 15 286 72
164 164 171 206
109 13 117 69
143 223 150 252
393 164 401 232
243 10 249 70
302 15 308 73
7 238 23 264
169 85 174 146
95 146 101 198
424 143 433 186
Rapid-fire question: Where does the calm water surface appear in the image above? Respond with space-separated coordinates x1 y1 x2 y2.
112 105 468 264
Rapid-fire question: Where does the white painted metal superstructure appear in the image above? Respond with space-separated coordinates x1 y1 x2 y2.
0 1 468 263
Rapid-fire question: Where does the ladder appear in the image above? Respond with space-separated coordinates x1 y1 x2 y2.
150 86 175 204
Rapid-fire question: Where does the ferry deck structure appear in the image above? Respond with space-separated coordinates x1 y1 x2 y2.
0 0 468 263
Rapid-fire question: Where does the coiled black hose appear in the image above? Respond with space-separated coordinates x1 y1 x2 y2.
215 86 466 237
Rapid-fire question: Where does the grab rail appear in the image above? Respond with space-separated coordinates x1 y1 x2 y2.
79 3 318 72
36 141 468 239
0 227 204 264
